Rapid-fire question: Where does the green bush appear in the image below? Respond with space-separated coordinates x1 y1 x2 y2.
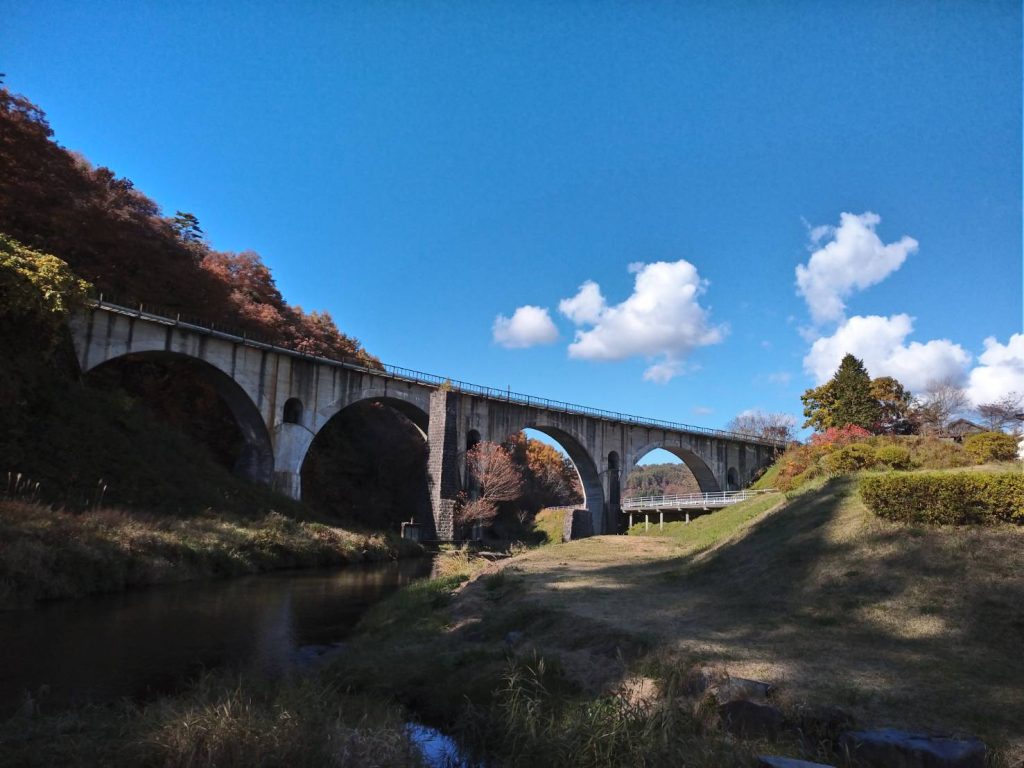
963 431 1020 464
823 444 877 475
874 444 914 470
860 471 1024 525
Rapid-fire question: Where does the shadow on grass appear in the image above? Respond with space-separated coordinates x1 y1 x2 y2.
505 477 1024 753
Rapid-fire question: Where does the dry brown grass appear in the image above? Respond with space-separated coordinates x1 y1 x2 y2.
0 500 418 607
472 479 1024 759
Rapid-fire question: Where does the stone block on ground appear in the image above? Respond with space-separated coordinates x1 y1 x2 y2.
718 699 786 739
839 728 986 768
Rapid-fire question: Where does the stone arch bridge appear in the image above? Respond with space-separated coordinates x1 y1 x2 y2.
69 302 782 539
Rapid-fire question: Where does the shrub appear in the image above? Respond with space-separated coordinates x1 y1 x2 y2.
810 424 873 448
860 472 1024 525
823 444 877 475
963 431 1020 464
874 444 914 470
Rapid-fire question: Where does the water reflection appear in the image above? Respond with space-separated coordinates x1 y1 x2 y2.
0 558 432 715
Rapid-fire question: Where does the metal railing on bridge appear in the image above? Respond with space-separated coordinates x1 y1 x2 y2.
87 298 787 447
621 489 777 511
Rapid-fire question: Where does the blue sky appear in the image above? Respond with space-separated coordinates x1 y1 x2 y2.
4 2 1022 445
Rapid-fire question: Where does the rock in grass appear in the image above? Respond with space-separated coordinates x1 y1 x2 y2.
712 676 776 703
718 699 786 738
756 757 836 768
839 728 986 768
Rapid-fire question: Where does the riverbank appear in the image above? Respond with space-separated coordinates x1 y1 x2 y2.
0 500 422 608
0 668 426 768
330 478 1024 765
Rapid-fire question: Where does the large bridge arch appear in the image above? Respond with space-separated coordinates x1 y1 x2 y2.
274 394 431 501
83 350 274 485
625 441 721 497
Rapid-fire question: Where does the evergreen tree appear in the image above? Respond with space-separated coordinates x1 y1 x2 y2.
829 354 881 429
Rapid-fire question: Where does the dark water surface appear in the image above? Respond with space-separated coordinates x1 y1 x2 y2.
1 558 433 715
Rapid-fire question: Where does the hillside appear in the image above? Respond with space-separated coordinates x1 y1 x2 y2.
624 461 700 497
0 84 377 364
331 473 1024 765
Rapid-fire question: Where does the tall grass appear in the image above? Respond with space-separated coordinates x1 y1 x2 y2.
1 671 424 768
455 655 774 768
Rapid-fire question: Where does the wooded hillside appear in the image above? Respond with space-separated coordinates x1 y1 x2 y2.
0 84 378 365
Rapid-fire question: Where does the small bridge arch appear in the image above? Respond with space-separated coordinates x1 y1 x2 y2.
625 441 721 497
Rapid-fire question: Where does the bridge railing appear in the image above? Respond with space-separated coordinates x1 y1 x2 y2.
621 489 777 510
86 298 786 447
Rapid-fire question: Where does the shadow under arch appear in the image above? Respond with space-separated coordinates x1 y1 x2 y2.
84 350 274 485
520 423 605 536
628 443 721 495
319 396 429 439
303 396 431 532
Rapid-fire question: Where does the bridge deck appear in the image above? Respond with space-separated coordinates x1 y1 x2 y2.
88 300 785 448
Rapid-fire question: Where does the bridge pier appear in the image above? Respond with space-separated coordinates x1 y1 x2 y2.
427 389 461 540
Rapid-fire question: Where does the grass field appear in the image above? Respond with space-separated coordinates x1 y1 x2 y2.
331 476 1024 765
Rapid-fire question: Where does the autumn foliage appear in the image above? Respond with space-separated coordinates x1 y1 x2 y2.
809 424 873 448
0 85 378 365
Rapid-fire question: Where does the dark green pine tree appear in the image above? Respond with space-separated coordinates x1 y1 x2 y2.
830 354 882 429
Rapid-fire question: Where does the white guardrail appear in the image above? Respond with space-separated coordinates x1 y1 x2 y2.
621 489 776 511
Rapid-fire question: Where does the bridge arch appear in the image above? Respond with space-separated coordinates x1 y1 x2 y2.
625 442 721 497
83 350 274 485
298 395 431 528
513 423 605 536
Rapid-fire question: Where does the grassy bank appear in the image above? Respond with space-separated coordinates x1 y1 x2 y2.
327 479 1024 765
0 669 424 768
0 500 422 608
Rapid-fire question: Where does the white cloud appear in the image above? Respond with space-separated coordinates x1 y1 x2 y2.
643 361 683 384
965 334 1024 406
558 280 605 325
492 305 559 349
692 406 714 416
560 260 726 383
803 314 971 392
796 212 918 324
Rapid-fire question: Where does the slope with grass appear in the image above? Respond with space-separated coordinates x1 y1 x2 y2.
0 500 421 608
329 476 1024 766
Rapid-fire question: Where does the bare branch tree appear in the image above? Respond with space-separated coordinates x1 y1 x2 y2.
458 441 524 528
726 410 797 443
977 392 1023 433
913 378 969 435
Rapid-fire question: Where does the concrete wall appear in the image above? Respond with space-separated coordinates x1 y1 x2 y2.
70 306 777 539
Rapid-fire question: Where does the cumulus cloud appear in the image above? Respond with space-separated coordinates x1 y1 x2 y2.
965 334 1024 406
492 305 559 349
558 280 605 325
559 260 726 383
803 314 971 392
796 212 918 324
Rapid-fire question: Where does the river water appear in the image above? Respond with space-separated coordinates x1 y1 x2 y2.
0 558 433 716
